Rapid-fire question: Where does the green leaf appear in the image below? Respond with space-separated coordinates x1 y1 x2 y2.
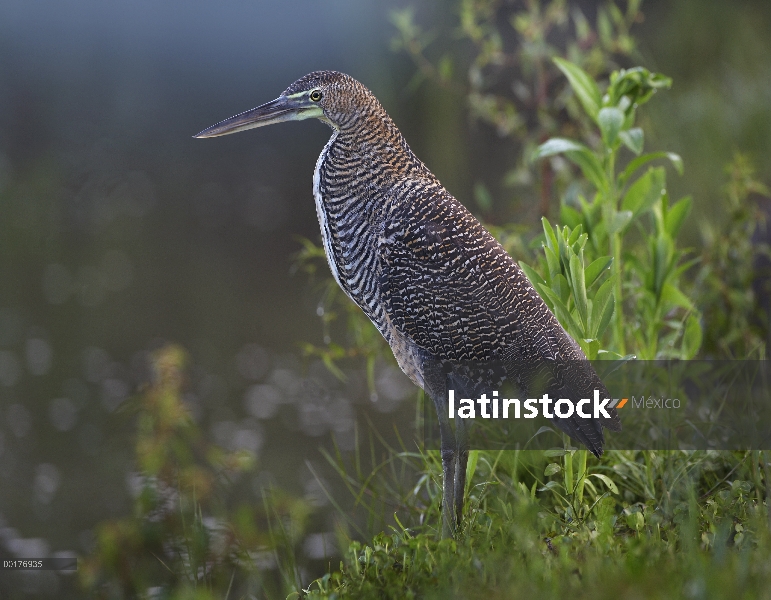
583 477 599 496
597 11 613 58
567 224 583 246
569 254 588 331
544 463 562 476
590 277 615 338
590 473 619 494
593 275 614 310
465 450 479 497
555 226 570 267
321 353 347 381
542 217 559 252
661 282 694 311
553 57 601 120
653 235 674 297
652 193 667 234
554 273 571 305
576 232 588 253
619 152 683 187
543 245 561 281
665 196 692 238
606 210 633 234
596 294 615 340
673 257 700 279
535 282 555 312
597 350 635 361
560 204 582 229
667 153 684 175
621 167 666 217
533 137 588 159
538 285 582 339
607 67 673 108
608 2 625 26
544 449 567 457
619 127 644 155
580 338 600 360
626 511 645 530
438 54 453 82
538 480 563 492
598 107 624 147
566 149 607 191
682 313 702 359
584 256 613 289
519 262 546 287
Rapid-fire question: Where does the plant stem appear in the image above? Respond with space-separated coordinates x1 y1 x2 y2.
563 434 574 497
605 148 627 355
575 450 587 509
611 232 626 355
751 450 763 506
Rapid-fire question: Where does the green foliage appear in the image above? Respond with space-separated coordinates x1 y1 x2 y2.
520 219 615 359
534 59 699 359
694 153 771 358
305 440 771 599
80 345 311 600
391 0 644 218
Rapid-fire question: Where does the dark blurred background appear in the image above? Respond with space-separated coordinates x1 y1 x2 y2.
0 0 769 596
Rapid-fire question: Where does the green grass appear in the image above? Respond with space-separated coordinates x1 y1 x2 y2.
305 446 771 599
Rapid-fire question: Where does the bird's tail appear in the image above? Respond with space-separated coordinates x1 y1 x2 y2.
505 357 621 458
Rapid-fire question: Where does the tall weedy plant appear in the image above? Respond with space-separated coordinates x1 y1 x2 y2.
532 59 701 359
525 60 702 513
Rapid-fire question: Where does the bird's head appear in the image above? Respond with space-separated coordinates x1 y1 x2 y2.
194 71 377 138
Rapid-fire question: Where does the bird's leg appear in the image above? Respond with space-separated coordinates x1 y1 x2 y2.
454 414 469 530
431 392 456 539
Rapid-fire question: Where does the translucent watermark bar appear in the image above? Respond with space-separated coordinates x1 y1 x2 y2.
418 360 771 451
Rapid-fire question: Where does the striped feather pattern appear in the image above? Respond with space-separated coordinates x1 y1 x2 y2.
292 71 621 454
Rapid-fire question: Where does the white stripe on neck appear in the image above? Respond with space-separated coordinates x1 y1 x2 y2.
312 129 348 294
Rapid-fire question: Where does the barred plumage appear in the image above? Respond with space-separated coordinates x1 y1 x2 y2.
195 70 620 537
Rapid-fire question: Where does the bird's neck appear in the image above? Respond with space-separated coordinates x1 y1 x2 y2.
326 112 434 185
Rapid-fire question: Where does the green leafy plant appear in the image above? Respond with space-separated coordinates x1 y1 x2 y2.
694 152 770 358
391 0 644 218
533 59 700 359
306 442 771 599
80 345 310 600
520 219 615 359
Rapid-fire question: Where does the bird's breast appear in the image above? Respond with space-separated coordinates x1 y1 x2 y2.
313 135 392 332
313 130 346 293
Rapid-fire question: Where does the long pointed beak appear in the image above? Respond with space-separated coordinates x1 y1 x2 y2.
194 95 320 139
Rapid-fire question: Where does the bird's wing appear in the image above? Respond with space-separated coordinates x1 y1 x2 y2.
377 183 620 454
378 183 562 363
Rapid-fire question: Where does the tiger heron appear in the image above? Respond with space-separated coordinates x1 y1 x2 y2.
195 71 621 537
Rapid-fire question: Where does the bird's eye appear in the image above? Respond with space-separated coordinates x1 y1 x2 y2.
309 90 322 102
